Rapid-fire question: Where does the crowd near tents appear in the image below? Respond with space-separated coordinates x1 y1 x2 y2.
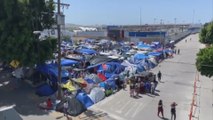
15 38 175 116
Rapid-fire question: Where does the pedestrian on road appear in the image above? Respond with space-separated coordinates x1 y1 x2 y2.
157 71 162 82
129 80 135 97
177 49 180 54
171 102 178 120
158 100 164 118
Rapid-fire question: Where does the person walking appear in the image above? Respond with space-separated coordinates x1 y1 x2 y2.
177 49 180 54
158 100 164 118
171 102 178 120
157 71 162 82
129 80 134 97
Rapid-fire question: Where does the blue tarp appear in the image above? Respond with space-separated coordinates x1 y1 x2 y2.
76 48 97 55
76 91 94 108
61 59 79 66
35 83 57 97
97 62 125 79
105 78 117 90
134 54 149 60
37 64 69 83
148 52 162 56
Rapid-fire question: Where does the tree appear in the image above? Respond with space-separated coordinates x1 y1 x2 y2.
0 0 56 67
199 22 213 45
196 46 213 77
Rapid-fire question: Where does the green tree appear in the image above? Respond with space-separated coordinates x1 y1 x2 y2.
196 46 213 77
199 22 213 45
0 0 56 67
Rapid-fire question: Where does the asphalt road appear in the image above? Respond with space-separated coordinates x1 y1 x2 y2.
90 34 213 120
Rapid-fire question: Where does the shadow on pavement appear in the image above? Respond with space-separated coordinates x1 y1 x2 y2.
0 71 49 116
79 109 110 120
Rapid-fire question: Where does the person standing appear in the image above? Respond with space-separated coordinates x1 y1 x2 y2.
177 49 180 54
158 100 164 118
171 102 178 120
157 71 162 82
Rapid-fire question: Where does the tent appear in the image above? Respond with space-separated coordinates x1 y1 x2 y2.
88 87 105 103
134 53 149 60
85 74 101 83
35 83 57 97
36 64 70 83
61 59 79 66
56 96 86 117
137 43 152 50
87 55 113 69
76 91 94 108
76 48 97 55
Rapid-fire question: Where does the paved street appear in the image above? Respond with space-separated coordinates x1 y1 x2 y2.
90 34 213 120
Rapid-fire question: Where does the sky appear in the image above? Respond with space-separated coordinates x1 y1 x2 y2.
59 0 213 25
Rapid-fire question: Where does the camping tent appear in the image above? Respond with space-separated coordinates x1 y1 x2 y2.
88 87 105 103
56 96 86 116
76 91 94 108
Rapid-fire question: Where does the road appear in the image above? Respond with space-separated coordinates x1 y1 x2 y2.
90 34 213 120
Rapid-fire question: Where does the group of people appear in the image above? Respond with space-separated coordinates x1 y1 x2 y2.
158 100 178 120
129 73 160 97
173 49 180 55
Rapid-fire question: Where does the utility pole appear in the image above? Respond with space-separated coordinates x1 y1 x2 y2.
55 0 70 100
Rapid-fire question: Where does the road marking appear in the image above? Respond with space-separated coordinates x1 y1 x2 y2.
132 102 144 117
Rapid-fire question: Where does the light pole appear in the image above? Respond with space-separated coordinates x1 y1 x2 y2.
57 0 62 100
55 0 70 100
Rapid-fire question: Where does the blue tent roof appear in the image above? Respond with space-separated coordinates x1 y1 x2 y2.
35 83 57 97
37 64 69 82
61 59 79 66
134 53 149 60
76 48 97 55
76 91 94 108
148 52 162 56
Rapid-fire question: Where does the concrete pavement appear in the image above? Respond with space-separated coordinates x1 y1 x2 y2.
91 34 213 120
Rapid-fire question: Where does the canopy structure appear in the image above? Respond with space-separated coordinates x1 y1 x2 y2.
75 48 97 55
61 59 79 66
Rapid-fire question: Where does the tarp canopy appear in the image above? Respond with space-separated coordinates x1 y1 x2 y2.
134 53 149 60
76 48 97 55
137 43 152 50
148 52 162 57
87 56 113 69
36 64 69 83
35 83 57 97
88 87 105 103
61 59 79 66
56 96 86 116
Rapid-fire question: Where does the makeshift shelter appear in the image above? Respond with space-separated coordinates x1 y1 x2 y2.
88 87 105 103
76 91 94 108
85 74 101 83
35 83 57 97
61 59 79 67
36 64 69 83
56 96 86 117
75 48 97 55
61 81 77 92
